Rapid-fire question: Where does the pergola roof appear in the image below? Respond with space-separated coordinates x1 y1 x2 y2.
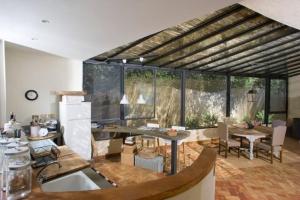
91 4 300 78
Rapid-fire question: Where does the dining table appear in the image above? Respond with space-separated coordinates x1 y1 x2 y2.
92 125 190 175
229 126 271 160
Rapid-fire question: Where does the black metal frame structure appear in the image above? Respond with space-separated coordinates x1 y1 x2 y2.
86 4 295 125
83 60 288 127
92 4 300 79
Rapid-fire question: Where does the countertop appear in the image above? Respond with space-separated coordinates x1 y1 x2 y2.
1 145 90 200
92 126 190 141
1 145 216 200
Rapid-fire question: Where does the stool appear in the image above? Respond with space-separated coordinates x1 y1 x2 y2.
135 154 164 173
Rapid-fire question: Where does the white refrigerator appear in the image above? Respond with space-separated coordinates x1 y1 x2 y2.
59 100 91 160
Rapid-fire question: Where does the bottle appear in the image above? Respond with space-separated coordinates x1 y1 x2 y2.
9 112 14 121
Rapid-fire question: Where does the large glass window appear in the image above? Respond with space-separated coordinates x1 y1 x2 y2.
185 73 226 128
124 68 155 119
156 70 181 127
230 77 265 122
270 79 286 112
83 63 121 121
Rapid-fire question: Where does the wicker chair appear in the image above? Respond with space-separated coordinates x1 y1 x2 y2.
256 125 287 164
218 122 241 158
141 122 160 149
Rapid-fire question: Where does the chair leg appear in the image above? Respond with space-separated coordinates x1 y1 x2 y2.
256 147 259 158
225 143 228 158
218 139 221 155
182 143 186 167
141 138 144 147
280 147 283 163
177 146 180 170
163 143 169 172
164 144 167 158
238 148 240 158
271 147 273 164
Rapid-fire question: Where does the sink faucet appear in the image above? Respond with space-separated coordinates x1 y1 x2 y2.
36 161 62 184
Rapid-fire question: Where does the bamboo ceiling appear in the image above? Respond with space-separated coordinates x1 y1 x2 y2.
90 4 300 78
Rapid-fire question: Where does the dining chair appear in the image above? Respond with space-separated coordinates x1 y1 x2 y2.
141 122 160 149
218 122 241 158
272 120 286 128
255 125 287 164
163 126 187 170
223 117 235 126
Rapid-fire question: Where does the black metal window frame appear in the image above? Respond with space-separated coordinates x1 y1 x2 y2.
122 64 156 120
83 60 289 127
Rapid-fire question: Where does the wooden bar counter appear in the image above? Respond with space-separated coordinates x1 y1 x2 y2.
1 146 216 200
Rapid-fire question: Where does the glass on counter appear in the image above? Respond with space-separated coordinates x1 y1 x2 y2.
2 147 30 191
6 161 32 200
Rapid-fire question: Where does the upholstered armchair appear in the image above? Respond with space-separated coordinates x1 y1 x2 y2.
272 120 286 128
255 126 287 164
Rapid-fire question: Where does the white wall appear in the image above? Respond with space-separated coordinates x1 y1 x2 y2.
288 75 300 119
5 43 82 124
167 168 215 200
0 40 6 126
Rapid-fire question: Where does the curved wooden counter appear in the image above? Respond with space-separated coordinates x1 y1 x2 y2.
26 147 216 200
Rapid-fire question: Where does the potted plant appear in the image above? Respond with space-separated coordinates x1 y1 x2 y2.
202 112 218 128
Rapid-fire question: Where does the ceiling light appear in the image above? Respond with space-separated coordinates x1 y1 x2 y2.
120 94 129 104
137 94 146 104
41 19 50 23
122 59 127 64
31 37 38 41
139 57 144 62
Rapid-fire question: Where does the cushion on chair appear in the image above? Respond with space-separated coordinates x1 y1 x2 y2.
272 120 286 128
220 139 240 147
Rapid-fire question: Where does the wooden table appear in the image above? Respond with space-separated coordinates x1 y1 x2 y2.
93 126 190 175
27 131 63 145
229 126 270 160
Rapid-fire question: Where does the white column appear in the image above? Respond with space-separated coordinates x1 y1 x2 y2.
0 40 6 127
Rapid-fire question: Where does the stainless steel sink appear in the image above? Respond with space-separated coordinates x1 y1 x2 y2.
41 170 100 192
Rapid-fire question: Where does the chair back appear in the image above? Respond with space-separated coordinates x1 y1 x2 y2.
147 123 160 128
171 126 186 131
272 120 286 128
272 126 287 146
217 122 228 141
223 117 234 125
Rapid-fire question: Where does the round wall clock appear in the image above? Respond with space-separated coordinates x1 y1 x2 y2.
25 90 38 101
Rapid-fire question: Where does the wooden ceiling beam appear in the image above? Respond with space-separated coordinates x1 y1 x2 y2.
185 25 293 70
288 71 300 77
158 20 275 68
138 4 244 57
228 47 300 73
102 31 161 61
236 53 300 74
201 35 300 72
143 13 260 65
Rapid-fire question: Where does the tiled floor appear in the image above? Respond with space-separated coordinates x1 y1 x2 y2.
96 137 300 200
215 137 300 200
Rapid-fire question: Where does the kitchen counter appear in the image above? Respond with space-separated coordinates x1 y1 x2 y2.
1 145 90 200
1 146 216 200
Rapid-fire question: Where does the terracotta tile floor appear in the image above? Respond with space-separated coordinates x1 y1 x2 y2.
160 138 300 200
97 137 300 200
214 137 300 200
